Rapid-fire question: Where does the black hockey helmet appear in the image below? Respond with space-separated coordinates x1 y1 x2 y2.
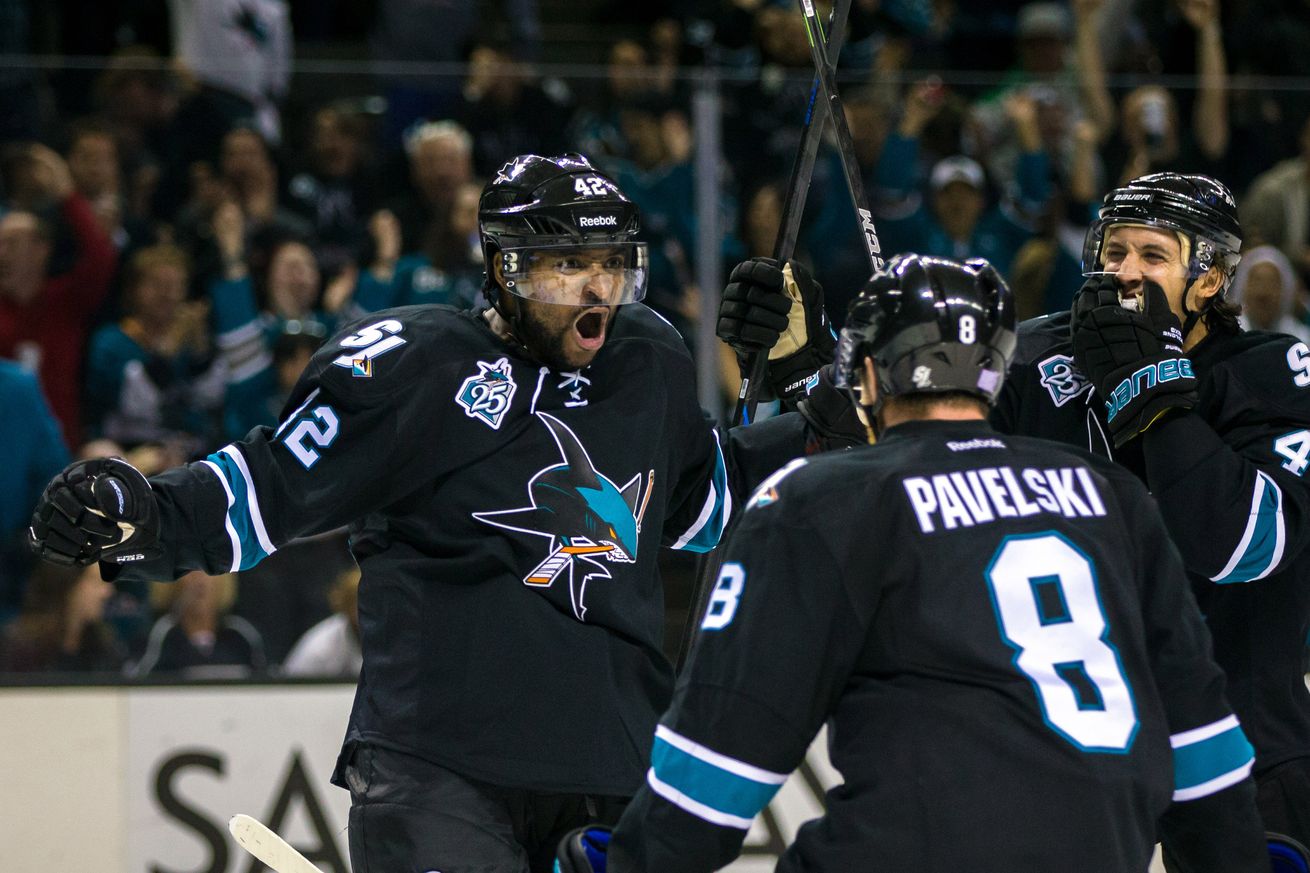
1082 172 1242 291
834 253 1016 408
479 153 648 307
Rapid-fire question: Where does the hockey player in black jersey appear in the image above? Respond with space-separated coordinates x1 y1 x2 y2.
563 254 1269 873
991 172 1310 854
26 153 851 873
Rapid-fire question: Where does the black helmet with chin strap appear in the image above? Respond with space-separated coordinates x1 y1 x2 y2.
834 253 1016 417
1082 172 1242 334
478 153 647 310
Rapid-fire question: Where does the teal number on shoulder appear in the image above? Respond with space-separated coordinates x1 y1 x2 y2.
985 532 1139 753
702 563 746 631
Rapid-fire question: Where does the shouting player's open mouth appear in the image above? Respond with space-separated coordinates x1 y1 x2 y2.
573 307 611 351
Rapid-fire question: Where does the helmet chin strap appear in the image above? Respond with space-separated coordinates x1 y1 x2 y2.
1179 275 1204 338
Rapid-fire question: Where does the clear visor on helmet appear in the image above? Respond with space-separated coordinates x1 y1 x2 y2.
498 242 648 306
1082 218 1200 279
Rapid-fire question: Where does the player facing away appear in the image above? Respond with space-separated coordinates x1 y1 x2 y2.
27 153 849 873
589 254 1269 873
991 172 1310 857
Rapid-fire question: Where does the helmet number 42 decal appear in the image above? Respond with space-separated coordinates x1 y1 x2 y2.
332 319 406 377
574 176 609 197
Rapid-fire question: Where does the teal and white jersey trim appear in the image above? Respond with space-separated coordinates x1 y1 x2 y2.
671 431 732 553
1171 714 1254 801
201 445 277 572
1211 471 1285 584
646 725 786 829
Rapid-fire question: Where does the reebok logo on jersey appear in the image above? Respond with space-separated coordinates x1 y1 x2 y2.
947 438 1007 452
577 214 619 228
456 358 518 429
1038 354 1092 407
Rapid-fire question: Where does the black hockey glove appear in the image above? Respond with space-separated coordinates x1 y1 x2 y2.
1070 276 1197 448
29 457 161 567
798 364 868 451
717 257 836 403
555 825 610 873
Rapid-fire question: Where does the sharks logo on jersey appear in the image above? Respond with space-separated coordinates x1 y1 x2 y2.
457 357 518 429
474 412 654 621
1038 353 1093 407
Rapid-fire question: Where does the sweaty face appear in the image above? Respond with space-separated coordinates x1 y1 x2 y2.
496 248 625 370
1099 225 1205 324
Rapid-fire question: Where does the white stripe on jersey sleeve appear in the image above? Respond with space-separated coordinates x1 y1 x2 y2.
219 445 277 558
200 459 242 573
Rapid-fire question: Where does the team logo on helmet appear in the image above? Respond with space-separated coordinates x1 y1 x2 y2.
1038 353 1092 407
473 413 652 621
456 358 518 429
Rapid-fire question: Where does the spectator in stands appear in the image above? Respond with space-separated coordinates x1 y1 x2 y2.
1242 113 1310 283
1228 245 1310 342
1102 0 1229 186
65 120 157 292
570 38 652 161
83 244 225 456
874 85 1050 278
210 201 331 439
968 0 1114 192
286 105 378 276
0 564 125 674
389 120 474 256
166 0 293 144
282 568 362 678
346 185 486 315
0 143 117 447
0 360 69 623
132 570 267 678
456 39 572 179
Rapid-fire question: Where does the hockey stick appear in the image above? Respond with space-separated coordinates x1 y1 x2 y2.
678 0 855 676
229 814 327 873
731 0 854 428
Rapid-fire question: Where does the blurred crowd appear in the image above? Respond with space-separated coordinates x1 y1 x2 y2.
4 0 1310 679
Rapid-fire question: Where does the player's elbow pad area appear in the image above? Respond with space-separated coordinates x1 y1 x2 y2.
645 725 786 829
1170 715 1254 801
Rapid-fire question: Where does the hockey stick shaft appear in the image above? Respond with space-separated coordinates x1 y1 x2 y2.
681 0 855 676
229 814 328 873
798 0 885 277
731 0 853 429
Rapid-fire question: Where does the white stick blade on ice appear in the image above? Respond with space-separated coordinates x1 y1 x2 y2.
229 814 328 873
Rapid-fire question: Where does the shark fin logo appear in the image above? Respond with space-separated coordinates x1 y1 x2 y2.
473 413 654 621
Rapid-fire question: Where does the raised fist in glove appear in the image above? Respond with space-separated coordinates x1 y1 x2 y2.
1071 275 1197 447
717 257 836 402
29 457 161 567
555 825 610 873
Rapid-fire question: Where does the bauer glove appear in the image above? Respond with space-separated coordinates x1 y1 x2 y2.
717 257 836 403
1071 276 1197 447
555 826 610 873
29 457 161 567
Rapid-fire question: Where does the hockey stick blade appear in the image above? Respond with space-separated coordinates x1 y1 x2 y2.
229 814 328 873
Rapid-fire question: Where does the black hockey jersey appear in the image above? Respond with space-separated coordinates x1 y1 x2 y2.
609 420 1266 873
993 313 1310 773
111 303 810 795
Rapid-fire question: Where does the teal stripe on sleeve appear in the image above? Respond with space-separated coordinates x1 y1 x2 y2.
204 450 271 571
650 732 782 821
1213 476 1283 584
1173 725 1254 793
